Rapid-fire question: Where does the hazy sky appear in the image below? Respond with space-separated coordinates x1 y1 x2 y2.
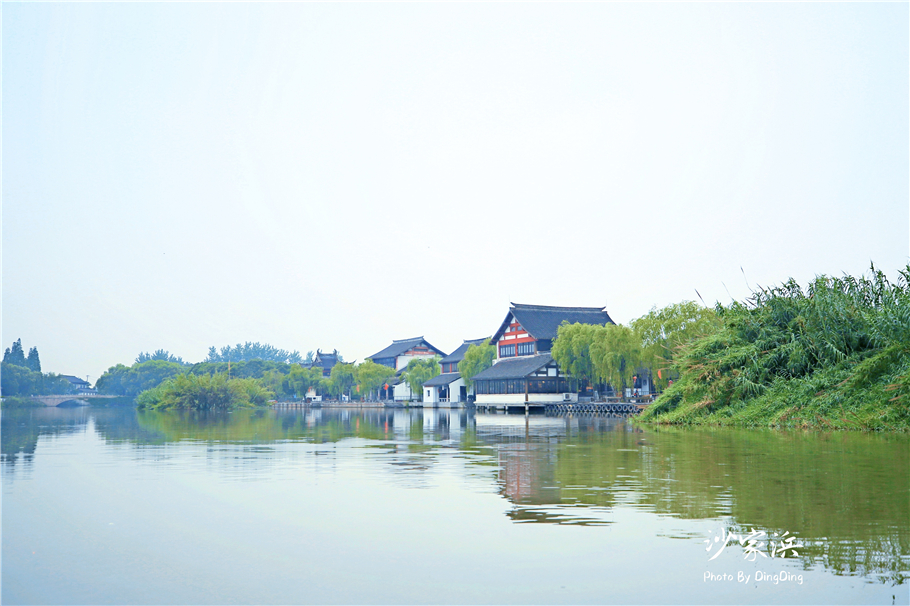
4 3 908 381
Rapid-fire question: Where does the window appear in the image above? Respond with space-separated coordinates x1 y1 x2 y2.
499 344 515 358
516 342 535 356
474 379 527 394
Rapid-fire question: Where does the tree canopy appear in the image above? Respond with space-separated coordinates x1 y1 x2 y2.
136 373 273 411
400 357 441 400
326 363 356 399
457 341 495 388
3 339 27 368
204 342 303 364
136 349 186 365
355 360 396 401
1 339 70 396
551 302 719 394
630 301 720 390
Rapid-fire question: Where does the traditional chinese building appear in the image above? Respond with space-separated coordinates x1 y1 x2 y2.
368 337 447 401
489 303 614 359
59 374 95 395
473 303 614 406
368 336 446 370
304 349 343 378
422 337 488 406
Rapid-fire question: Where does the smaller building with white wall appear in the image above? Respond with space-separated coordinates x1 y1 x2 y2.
422 337 488 407
471 353 577 406
368 336 447 401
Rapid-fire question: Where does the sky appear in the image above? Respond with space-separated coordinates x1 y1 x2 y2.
3 2 908 382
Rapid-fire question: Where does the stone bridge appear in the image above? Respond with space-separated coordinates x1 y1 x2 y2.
28 394 118 407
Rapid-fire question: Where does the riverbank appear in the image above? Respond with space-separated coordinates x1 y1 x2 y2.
636 268 909 431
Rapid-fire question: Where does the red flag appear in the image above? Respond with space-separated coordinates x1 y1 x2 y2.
658 369 662 380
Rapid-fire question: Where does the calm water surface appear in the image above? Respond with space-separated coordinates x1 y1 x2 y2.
2 406 908 605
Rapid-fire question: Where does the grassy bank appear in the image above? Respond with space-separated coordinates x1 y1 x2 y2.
637 266 910 430
0 396 47 409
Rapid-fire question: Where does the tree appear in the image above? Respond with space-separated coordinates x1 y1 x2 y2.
136 349 185 364
204 341 304 364
27 347 41 372
136 373 273 411
286 365 325 399
95 360 186 396
552 323 640 394
400 357 440 401
631 301 721 390
458 341 495 388
355 361 396 401
589 324 640 393
551 323 598 388
326 363 356 399
3 339 27 368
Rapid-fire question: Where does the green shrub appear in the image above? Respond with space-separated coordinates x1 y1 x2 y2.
136 373 273 411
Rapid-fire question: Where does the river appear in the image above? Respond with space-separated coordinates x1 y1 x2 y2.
2 406 907 605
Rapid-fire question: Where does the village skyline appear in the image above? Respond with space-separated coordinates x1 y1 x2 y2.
4 3 908 380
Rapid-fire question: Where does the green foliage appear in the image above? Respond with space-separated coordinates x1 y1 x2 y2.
639 264 910 430
1 363 74 396
1 395 46 408
326 363 355 399
457 341 495 388
96 360 187 396
136 373 273 411
631 302 720 390
26 347 41 372
552 323 640 392
204 342 303 364
286 365 327 398
355 360 396 401
188 360 294 380
136 349 186 365
96 358 300 399
590 323 640 391
401 357 441 400
3 339 27 367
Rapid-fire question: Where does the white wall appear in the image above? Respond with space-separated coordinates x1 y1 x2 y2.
475 392 577 405
393 382 413 401
395 352 437 371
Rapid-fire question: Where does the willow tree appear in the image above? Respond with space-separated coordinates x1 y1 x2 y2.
286 365 325 399
631 301 721 390
326 363 356 399
551 323 599 388
401 357 441 401
552 323 640 394
589 324 640 393
458 341 495 388
356 360 396 401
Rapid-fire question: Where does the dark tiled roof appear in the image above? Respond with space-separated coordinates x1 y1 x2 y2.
439 337 489 365
60 375 91 386
422 372 462 387
367 337 447 361
471 353 554 381
313 350 340 369
491 303 614 344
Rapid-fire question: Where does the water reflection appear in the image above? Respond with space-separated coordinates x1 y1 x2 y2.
2 405 907 587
